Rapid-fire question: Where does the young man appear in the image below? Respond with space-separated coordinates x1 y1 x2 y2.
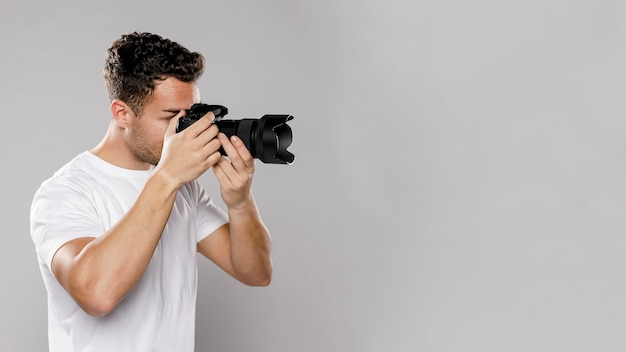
30 32 272 351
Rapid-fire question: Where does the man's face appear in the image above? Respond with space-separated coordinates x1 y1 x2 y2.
126 77 200 165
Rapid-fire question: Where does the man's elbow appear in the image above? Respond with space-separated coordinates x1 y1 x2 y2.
74 293 118 317
69 281 119 317
253 272 272 287
81 300 116 317
240 265 272 287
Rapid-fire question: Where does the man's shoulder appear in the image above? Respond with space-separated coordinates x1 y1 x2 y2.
36 152 100 197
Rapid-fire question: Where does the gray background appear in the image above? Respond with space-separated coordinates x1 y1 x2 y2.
1 0 626 351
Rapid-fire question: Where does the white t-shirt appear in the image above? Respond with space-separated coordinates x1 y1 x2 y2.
30 151 229 352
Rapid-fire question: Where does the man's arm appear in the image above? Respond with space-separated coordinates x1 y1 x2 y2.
51 114 221 317
197 133 273 286
197 198 272 286
51 174 180 316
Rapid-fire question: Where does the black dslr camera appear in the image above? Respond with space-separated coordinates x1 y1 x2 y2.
176 104 295 165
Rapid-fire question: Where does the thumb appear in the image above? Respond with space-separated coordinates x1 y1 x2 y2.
165 114 181 138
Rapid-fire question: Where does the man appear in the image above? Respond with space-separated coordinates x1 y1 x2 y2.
30 32 272 351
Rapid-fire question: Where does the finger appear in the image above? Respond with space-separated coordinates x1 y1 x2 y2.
199 124 220 146
217 133 239 163
190 124 219 152
205 150 222 168
202 137 222 156
182 112 215 138
165 112 181 138
230 135 255 168
214 155 238 183
218 134 253 172
212 158 233 188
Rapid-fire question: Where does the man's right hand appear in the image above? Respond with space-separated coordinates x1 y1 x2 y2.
155 112 223 187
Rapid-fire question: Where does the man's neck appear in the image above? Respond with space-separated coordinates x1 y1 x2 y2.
90 123 152 171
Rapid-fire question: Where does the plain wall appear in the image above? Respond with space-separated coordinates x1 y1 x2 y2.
2 0 626 351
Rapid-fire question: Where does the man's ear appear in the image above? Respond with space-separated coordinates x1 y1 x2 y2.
110 99 135 128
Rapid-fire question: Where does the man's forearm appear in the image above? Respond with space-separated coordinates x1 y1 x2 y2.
227 195 273 286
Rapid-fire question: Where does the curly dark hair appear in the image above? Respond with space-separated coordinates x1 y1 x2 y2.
103 32 205 116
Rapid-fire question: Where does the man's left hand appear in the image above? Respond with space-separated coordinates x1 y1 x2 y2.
213 133 256 209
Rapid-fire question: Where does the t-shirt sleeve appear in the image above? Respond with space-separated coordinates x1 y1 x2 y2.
191 180 229 243
30 179 105 271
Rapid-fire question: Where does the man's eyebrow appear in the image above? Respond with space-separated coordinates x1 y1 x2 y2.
162 109 182 114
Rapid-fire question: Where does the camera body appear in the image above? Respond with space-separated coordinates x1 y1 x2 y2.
176 104 295 165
